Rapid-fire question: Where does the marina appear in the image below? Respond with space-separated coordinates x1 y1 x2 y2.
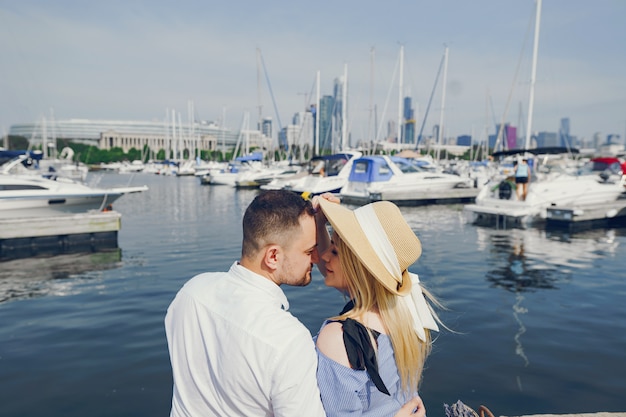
1 173 625 417
1 1 626 415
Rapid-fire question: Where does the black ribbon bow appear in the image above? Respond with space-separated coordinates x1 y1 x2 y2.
341 318 390 396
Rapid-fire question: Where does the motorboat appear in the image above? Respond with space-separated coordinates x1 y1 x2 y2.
201 152 264 186
340 155 477 206
0 172 148 219
1 149 89 182
272 151 362 196
234 161 303 189
464 150 626 228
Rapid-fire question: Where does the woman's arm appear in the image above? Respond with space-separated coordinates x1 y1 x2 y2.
315 321 350 367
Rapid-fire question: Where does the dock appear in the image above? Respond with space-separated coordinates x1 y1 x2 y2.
0 210 121 261
546 198 626 229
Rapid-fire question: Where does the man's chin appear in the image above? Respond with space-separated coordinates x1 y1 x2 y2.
298 271 312 287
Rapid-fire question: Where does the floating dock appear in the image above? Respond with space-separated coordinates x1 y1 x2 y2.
546 198 626 229
0 211 121 260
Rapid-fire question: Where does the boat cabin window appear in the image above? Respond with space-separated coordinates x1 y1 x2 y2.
378 164 391 176
394 159 423 174
0 184 47 191
325 158 348 176
353 161 368 174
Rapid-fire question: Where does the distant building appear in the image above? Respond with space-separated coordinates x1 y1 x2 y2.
457 135 472 146
559 117 571 148
494 123 517 150
261 117 273 140
9 118 239 155
535 131 559 147
333 76 347 151
319 95 334 152
402 96 416 144
278 110 314 152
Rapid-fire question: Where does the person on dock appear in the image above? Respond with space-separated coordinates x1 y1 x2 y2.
312 196 441 417
515 158 531 201
164 190 424 417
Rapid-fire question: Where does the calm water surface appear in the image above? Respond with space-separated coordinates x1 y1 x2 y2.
1 172 624 417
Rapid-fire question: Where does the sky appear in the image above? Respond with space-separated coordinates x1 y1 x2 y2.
1 0 625 147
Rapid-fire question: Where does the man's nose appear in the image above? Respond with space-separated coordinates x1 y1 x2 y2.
311 249 320 264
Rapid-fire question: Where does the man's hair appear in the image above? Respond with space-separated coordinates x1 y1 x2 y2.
242 190 315 258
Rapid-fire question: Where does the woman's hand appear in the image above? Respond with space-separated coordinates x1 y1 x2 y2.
394 396 426 417
311 192 340 212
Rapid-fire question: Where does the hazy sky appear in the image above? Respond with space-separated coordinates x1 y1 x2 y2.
1 0 625 146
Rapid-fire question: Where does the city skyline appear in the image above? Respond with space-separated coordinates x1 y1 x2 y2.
1 0 625 148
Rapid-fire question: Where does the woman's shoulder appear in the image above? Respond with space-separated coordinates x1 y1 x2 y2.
316 321 351 367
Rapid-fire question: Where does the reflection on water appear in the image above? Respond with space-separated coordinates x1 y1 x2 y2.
477 226 621 292
513 292 529 368
0 249 122 303
477 225 623 380
486 239 561 292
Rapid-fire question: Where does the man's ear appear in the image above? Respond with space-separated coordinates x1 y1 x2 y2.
263 244 281 271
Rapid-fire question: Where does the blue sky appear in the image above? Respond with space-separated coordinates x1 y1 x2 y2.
1 0 625 146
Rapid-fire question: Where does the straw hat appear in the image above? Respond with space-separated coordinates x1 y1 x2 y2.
318 199 422 295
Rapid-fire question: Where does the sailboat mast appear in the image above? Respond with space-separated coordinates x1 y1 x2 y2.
256 48 263 132
524 0 542 150
315 70 320 156
368 47 375 144
436 45 449 161
42 117 48 159
341 63 348 151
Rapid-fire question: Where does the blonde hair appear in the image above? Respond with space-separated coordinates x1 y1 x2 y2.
331 234 435 394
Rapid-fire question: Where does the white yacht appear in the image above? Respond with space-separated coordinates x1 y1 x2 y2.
340 155 477 206
235 161 303 189
464 152 626 227
0 173 148 219
275 151 362 196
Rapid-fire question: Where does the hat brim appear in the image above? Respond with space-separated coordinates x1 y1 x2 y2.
318 199 414 295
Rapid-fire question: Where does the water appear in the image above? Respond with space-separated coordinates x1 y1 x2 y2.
1 172 624 417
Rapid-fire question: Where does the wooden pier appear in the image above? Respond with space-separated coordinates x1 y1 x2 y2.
0 211 121 260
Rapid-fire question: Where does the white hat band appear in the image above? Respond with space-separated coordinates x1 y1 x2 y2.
354 204 439 342
354 204 402 283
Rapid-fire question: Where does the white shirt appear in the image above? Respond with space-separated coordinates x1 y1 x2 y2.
165 262 325 417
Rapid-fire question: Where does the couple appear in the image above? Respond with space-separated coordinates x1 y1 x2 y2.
164 190 441 417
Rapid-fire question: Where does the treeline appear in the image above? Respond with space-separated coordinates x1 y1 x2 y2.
3 135 492 165
3 136 232 164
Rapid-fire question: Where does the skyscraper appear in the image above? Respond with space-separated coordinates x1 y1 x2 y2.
402 96 416 144
261 117 272 140
559 117 571 147
319 95 334 153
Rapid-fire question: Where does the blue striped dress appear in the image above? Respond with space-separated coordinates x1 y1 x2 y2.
315 322 417 417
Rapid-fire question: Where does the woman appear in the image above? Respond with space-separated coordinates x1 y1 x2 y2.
515 158 531 201
312 196 441 417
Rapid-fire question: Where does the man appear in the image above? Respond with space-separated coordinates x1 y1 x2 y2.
165 190 425 417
